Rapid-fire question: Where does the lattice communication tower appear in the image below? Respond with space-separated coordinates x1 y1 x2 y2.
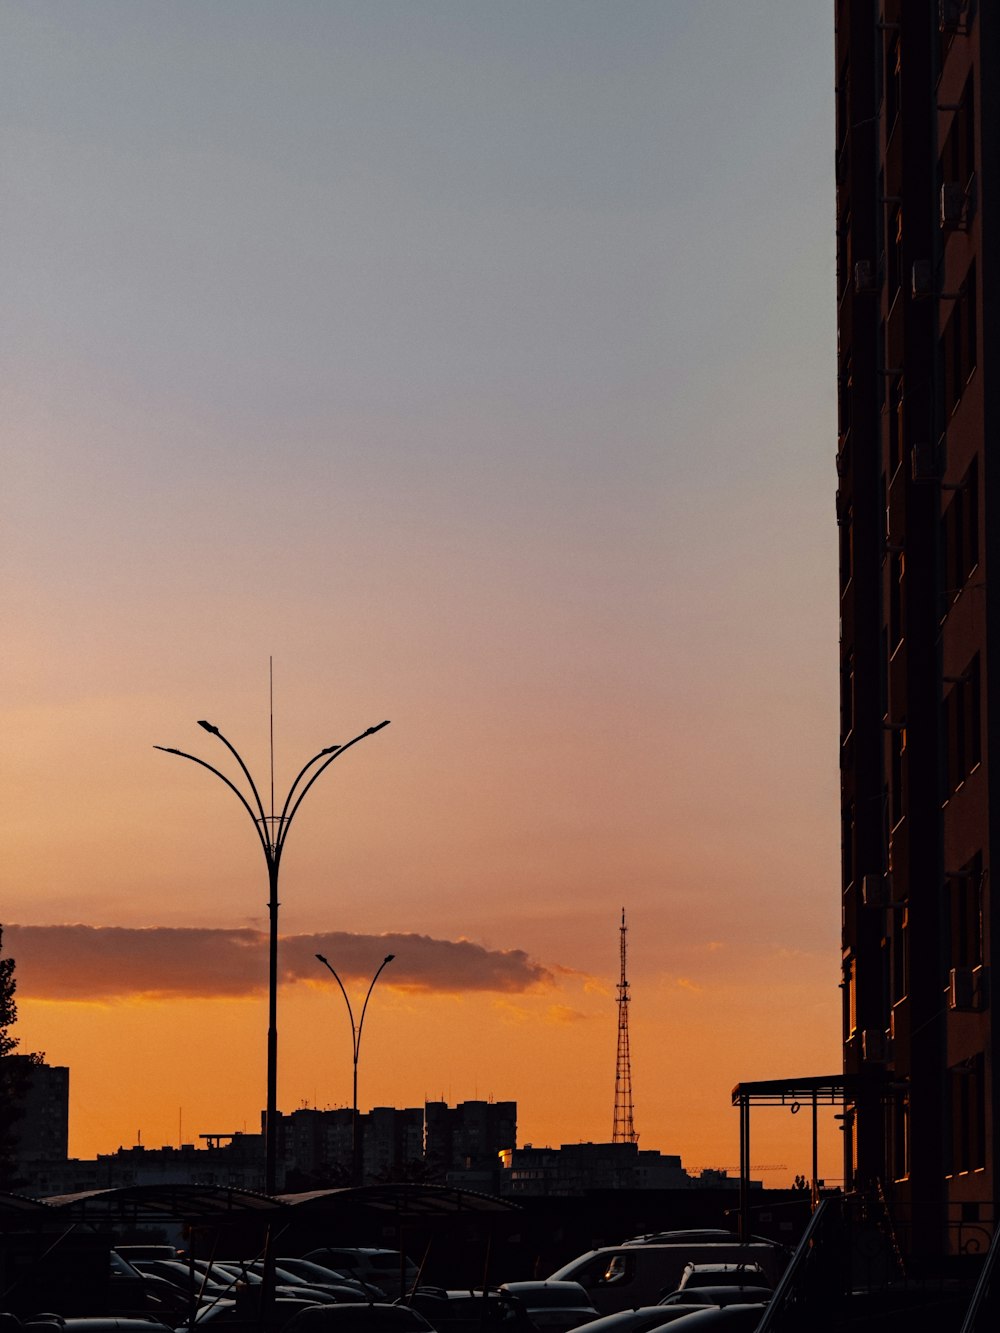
612 907 638 1144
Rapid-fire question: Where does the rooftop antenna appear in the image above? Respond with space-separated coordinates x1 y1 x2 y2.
612 907 638 1144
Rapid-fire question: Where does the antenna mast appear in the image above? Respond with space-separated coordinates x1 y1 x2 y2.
613 907 637 1144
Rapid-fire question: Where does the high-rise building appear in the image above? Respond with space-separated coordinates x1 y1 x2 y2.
7 1058 69 1165
836 0 998 1255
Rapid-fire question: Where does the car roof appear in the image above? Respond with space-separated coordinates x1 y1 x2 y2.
681 1265 764 1275
647 1309 768 1332
577 1308 699 1333
660 1288 772 1307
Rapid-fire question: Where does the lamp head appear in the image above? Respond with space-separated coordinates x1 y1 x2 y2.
384 954 396 964
197 720 220 734
315 953 328 965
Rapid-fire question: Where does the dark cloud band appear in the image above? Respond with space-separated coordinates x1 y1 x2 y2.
3 925 552 1002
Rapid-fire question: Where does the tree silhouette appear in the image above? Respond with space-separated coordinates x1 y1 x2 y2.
0 926 42 1190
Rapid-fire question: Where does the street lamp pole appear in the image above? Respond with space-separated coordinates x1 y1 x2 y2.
156 716 389 1195
315 951 395 1187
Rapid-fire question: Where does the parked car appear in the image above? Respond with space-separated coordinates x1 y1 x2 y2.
22 1323 172 1333
178 1297 326 1331
133 1262 232 1300
657 1289 771 1310
272 1260 377 1300
498 1282 600 1333
304 1251 418 1299
548 1244 783 1315
400 1287 533 1333
565 1306 708 1333
622 1235 736 1249
212 1262 365 1304
282 1304 435 1333
646 1310 767 1333
673 1267 769 1294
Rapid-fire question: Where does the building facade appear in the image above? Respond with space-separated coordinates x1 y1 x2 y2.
7 1058 69 1171
836 0 998 1253
497 1142 721 1196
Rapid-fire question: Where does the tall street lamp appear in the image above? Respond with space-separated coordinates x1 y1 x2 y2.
315 951 395 1187
156 716 389 1194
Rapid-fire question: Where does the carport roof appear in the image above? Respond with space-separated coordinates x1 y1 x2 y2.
41 1183 280 1224
32 1181 519 1226
278 1183 520 1217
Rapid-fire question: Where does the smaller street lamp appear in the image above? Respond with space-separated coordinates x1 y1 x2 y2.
315 951 395 1187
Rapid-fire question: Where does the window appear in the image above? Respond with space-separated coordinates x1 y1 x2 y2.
941 459 979 605
889 550 903 653
940 74 975 194
948 1054 985 1175
891 1094 909 1182
941 263 977 415
946 852 984 975
846 955 857 1038
891 904 906 1003
842 801 855 888
943 654 981 795
842 650 855 739
839 353 853 438
888 377 904 475
887 206 903 305
884 33 901 132
890 725 906 828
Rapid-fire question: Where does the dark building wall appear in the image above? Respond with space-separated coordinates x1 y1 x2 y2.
9 1058 69 1162
836 0 997 1255
424 1100 517 1175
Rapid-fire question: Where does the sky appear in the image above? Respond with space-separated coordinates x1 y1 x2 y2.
3 1 841 1186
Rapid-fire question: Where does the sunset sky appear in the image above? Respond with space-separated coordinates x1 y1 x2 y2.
4 2 840 1185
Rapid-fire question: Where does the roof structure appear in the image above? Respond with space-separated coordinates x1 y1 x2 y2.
730 1076 849 1107
277 1183 520 1218
22 1181 519 1229
39 1183 280 1226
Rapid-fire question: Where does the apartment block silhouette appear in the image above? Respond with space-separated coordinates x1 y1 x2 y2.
836 0 998 1255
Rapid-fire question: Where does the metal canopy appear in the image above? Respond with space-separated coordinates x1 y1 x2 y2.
278 1183 521 1218
35 1182 519 1229
0 1193 56 1221
731 1076 849 1107
41 1183 281 1225
731 1075 848 1244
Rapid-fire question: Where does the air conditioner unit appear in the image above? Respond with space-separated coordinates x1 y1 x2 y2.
862 873 891 908
911 260 934 299
854 260 877 294
912 440 940 483
941 182 967 229
949 965 987 1011
861 1029 890 1062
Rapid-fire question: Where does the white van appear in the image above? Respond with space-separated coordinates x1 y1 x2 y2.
547 1242 785 1314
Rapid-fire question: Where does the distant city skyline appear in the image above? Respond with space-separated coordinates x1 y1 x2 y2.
4 1 840 1183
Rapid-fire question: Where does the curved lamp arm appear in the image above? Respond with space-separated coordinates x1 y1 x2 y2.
154 746 272 860
278 745 342 832
280 721 390 854
315 953 358 1055
357 954 395 1050
197 721 270 833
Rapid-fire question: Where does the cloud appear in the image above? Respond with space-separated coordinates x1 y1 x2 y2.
674 976 704 994
3 925 553 1002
